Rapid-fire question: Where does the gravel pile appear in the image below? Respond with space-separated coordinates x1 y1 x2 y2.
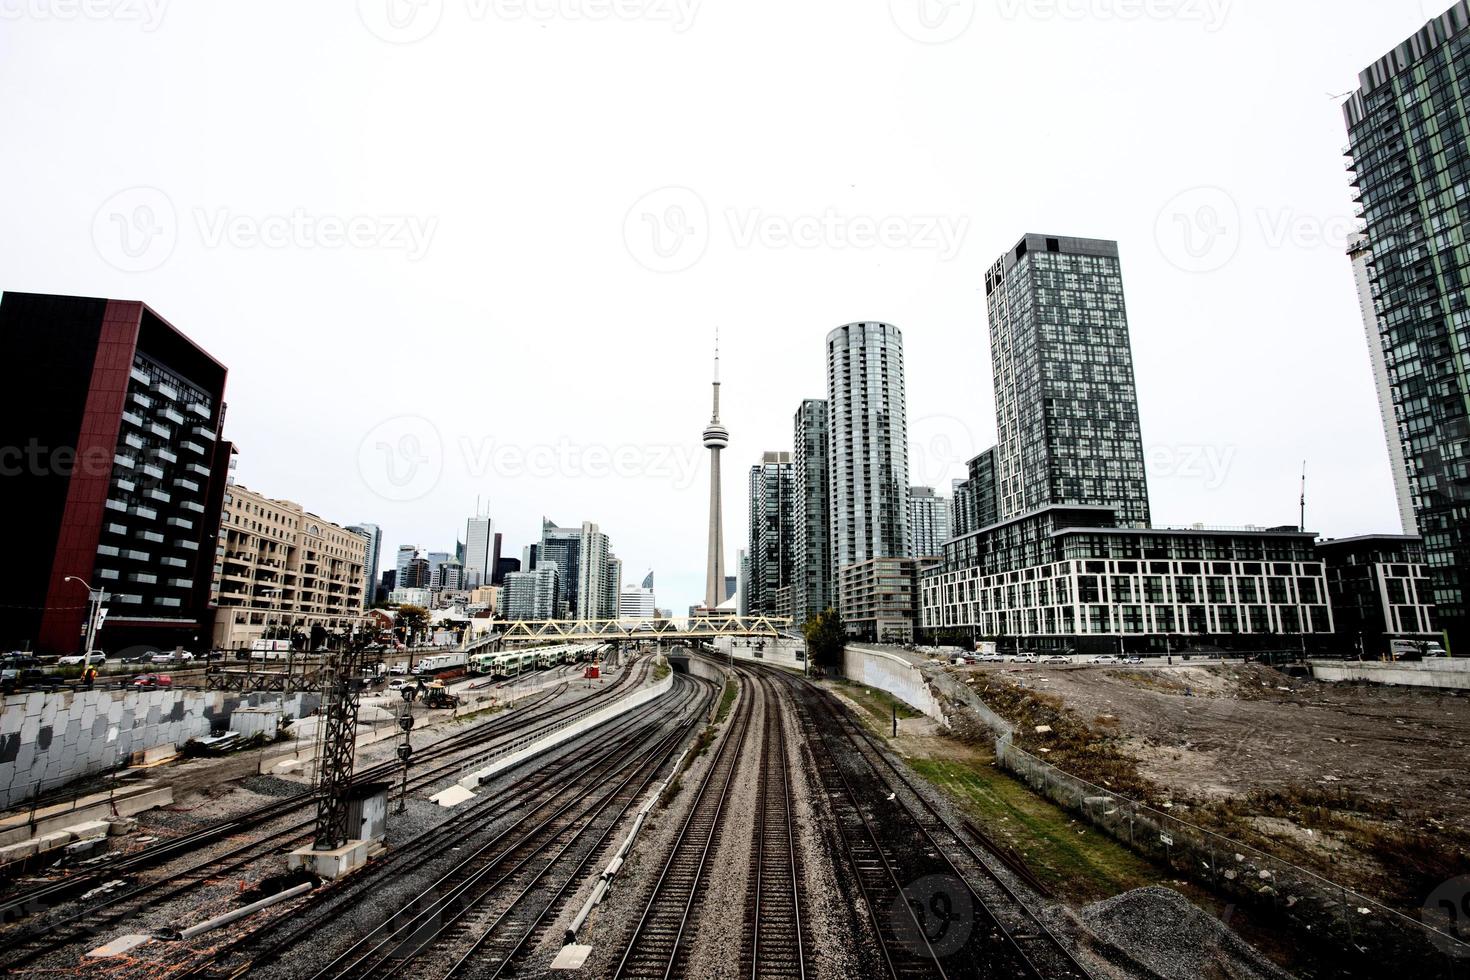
1077 886 1295 980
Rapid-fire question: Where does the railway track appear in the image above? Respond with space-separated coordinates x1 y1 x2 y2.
611 669 755 978
743 672 806 980
0 659 648 967
759 664 1094 979
177 670 716 980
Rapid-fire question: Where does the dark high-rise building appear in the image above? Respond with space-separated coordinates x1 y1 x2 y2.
402 557 430 590
1344 2 1470 649
0 293 231 654
724 575 737 603
346 523 382 610
539 518 584 615
380 569 396 599
747 452 794 615
986 235 1151 527
792 398 831 624
494 556 520 585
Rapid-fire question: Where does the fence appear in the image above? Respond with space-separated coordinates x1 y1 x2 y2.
995 731 1469 976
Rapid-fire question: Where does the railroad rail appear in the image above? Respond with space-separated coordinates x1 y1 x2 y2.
744 672 806 980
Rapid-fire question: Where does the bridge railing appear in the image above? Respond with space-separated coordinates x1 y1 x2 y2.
491 615 792 642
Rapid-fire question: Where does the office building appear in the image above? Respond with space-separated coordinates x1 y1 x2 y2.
987 235 1151 527
401 556 430 590
395 545 421 585
436 559 465 593
464 512 495 588
522 543 539 572
1344 5 1470 648
539 519 584 615
504 566 559 621
620 584 656 620
0 293 233 655
576 522 611 620
736 548 750 616
604 553 623 619
495 556 520 584
1316 535 1438 658
346 523 382 609
793 398 832 625
212 483 368 650
380 569 396 596
725 575 737 603
908 486 951 558
747 452 794 615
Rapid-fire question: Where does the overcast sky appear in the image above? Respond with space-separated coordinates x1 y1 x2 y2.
0 0 1442 613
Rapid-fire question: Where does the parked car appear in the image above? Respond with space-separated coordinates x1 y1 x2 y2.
132 673 173 690
1092 655 1121 665
2 652 40 669
1124 655 1144 664
2 668 63 692
390 662 408 675
978 653 1005 663
387 678 407 691
1043 655 1071 664
1014 653 1040 664
57 651 107 667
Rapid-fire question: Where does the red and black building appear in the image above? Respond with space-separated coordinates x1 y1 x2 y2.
0 292 232 655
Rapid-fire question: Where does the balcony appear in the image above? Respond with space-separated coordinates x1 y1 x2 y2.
128 505 158 521
130 366 150 385
121 411 144 427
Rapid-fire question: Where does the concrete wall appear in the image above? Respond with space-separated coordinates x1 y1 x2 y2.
711 635 808 672
0 688 318 808
840 645 946 723
1309 660 1470 690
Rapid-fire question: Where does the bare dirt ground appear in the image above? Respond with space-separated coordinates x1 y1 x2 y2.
955 661 1470 909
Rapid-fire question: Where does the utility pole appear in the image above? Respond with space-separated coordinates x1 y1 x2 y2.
312 639 364 851
64 576 105 657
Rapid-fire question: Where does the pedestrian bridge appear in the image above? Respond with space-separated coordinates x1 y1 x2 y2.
465 615 794 651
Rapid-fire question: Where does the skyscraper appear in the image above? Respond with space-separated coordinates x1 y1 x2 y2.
1344 5 1470 647
539 519 583 615
826 322 911 573
0 293 232 654
986 235 1150 527
395 544 422 585
346 523 382 606
464 512 495 588
503 566 559 620
747 452 794 615
793 399 831 625
576 521 611 620
703 335 730 610
604 554 623 620
907 487 951 558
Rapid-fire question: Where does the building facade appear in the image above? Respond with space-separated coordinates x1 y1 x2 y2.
0 293 233 655
792 398 831 625
539 519 583 616
986 235 1151 528
346 523 382 607
576 522 611 620
907 486 951 558
826 322 911 573
619 584 656 620
212 484 369 650
747 451 794 615
464 514 496 588
840 557 931 643
503 566 560 620
1316 535 1438 657
1344 4 1470 649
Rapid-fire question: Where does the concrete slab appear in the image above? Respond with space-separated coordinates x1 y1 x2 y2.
87 934 152 958
288 839 370 879
550 945 593 970
430 785 476 808
70 820 111 840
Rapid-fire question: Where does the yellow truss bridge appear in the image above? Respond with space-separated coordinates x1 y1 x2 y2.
470 615 794 649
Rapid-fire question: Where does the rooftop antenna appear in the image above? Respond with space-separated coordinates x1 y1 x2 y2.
1299 461 1307 533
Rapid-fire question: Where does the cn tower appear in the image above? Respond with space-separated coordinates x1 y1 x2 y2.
703 333 729 611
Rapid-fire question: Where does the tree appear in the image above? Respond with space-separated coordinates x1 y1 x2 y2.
803 607 847 670
395 605 430 646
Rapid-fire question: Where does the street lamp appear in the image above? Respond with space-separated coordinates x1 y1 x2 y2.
63 576 106 659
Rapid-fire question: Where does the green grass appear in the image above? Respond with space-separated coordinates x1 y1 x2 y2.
907 753 1158 903
832 679 923 731
653 660 671 681
715 678 738 725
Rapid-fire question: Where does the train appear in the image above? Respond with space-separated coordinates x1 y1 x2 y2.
411 651 469 676
468 643 600 679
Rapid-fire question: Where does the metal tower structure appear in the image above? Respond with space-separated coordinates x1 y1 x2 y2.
312 642 364 850
703 331 729 610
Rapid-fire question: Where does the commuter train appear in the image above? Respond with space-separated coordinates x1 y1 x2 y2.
411 651 469 675
468 643 599 679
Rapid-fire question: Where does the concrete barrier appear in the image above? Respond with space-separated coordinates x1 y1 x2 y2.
840 646 947 723
710 635 808 672
0 688 318 808
1309 659 1470 690
458 673 673 790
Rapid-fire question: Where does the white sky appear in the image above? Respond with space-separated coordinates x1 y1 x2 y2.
0 0 1442 614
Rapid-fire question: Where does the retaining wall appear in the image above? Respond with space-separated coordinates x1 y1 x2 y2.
711 635 808 672
0 688 318 808
1309 659 1470 690
840 646 946 723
